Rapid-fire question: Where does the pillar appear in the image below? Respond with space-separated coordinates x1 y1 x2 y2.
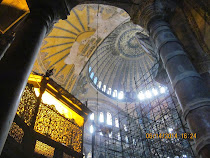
147 11 210 158
138 2 210 157
0 0 75 154
0 32 15 60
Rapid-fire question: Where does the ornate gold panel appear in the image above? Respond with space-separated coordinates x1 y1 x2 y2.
34 140 55 158
8 122 24 143
34 103 83 153
16 84 37 126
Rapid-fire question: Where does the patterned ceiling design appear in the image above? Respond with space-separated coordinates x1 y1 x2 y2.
32 4 130 92
88 22 156 98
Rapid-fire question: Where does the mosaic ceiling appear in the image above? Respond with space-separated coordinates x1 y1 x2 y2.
33 4 130 92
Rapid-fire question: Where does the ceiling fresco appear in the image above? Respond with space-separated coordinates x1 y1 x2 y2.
32 4 130 92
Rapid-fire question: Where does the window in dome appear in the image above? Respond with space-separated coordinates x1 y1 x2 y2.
90 113 94 120
124 124 127 131
107 112 112 125
113 90 117 97
94 77 98 84
99 112 104 123
97 81 102 89
90 72 94 79
89 67 92 73
107 88 112 95
118 91 124 99
102 85 106 92
115 118 119 128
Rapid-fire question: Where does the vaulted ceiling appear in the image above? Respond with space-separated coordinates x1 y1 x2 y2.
32 3 157 100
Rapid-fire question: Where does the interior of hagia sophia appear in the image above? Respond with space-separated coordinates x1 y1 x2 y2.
0 0 209 158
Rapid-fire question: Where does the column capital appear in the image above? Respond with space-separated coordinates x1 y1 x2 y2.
137 0 178 30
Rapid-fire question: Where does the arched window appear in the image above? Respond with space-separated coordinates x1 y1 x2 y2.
107 112 112 125
125 136 129 143
107 88 112 95
90 113 94 120
118 91 124 99
89 67 92 73
113 90 117 97
133 138 136 145
97 81 102 89
87 152 92 158
102 85 106 92
117 133 121 141
90 72 94 79
124 124 127 131
90 125 94 133
94 77 98 84
99 112 104 123
115 118 119 128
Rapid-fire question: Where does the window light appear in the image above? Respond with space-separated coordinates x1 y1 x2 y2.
102 85 106 92
145 90 152 98
99 112 104 123
152 88 158 96
168 127 173 133
90 125 94 133
138 92 145 100
89 67 92 73
160 87 166 94
118 133 121 140
124 124 127 131
94 77 98 84
90 113 94 120
115 118 119 128
107 112 112 125
107 88 112 95
118 91 124 99
125 136 129 143
109 132 112 138
90 72 94 79
113 90 117 97
97 81 102 89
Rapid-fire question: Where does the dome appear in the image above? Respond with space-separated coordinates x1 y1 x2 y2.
88 22 156 101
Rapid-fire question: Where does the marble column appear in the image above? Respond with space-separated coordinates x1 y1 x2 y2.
148 17 210 158
138 2 210 157
0 0 74 154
